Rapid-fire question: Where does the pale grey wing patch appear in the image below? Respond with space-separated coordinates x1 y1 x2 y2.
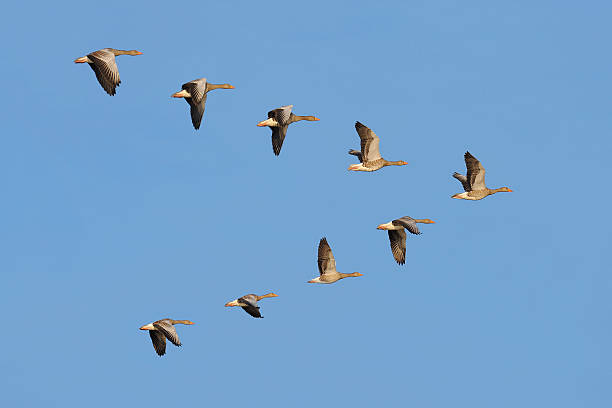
388 229 407 265
186 94 207 129
271 125 289 155
348 149 363 163
317 237 337 275
394 217 421 235
453 172 471 191
149 330 166 356
355 122 382 162
183 79 207 104
464 152 486 190
87 51 120 95
153 322 181 347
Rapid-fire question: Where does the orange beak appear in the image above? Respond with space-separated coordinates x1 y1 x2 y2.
135 51 143 55
508 189 513 192
313 117 320 121
376 225 385 230
257 121 267 127
307 279 316 283
74 57 88 63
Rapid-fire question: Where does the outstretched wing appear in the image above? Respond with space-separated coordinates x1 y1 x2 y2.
149 330 167 356
355 122 382 162
153 321 181 347
453 172 471 191
317 237 337 276
268 105 293 125
388 229 407 265
464 152 486 190
239 296 263 318
348 149 363 163
186 94 207 130
271 125 289 156
87 50 120 95
393 217 421 235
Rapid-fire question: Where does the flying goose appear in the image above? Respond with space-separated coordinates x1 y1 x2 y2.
377 217 435 265
172 78 235 130
139 318 194 356
452 152 512 200
348 122 407 171
257 105 320 155
74 48 143 95
308 237 363 284
225 293 279 318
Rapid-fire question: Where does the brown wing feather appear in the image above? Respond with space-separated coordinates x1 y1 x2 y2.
464 152 486 190
388 229 407 265
153 321 181 347
149 330 166 356
87 50 120 96
355 122 382 162
317 237 336 275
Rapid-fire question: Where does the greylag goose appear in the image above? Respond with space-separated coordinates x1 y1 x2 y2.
452 152 512 200
74 48 143 95
225 293 279 318
377 217 435 265
172 78 235 130
348 122 407 171
308 237 363 284
257 105 320 155
139 318 194 356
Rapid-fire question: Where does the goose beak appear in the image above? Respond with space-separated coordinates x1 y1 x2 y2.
227 85 235 89
376 225 385 230
172 90 190 98
225 301 237 307
257 121 267 127
135 51 143 55
313 117 320 121
507 189 513 192
307 279 316 283
139 323 155 330
74 57 88 63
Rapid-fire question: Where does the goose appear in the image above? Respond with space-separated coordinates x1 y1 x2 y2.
172 78 235 130
225 293 279 318
452 152 512 200
257 105 320 155
139 318 194 356
308 237 363 284
348 122 408 171
74 48 143 95
377 217 435 265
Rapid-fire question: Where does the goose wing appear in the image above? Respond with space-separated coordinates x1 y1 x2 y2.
149 330 167 356
239 296 263 318
348 149 363 163
453 172 471 191
464 152 486 190
317 237 337 276
355 122 382 162
388 229 407 265
271 125 289 156
87 49 121 96
268 105 293 125
393 217 421 235
153 320 181 347
182 79 207 129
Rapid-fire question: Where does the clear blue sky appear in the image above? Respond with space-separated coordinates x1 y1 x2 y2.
1 1 610 406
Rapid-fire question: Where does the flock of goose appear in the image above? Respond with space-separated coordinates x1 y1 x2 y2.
75 47 513 356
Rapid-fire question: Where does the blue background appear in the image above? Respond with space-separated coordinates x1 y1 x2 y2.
1 1 610 406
